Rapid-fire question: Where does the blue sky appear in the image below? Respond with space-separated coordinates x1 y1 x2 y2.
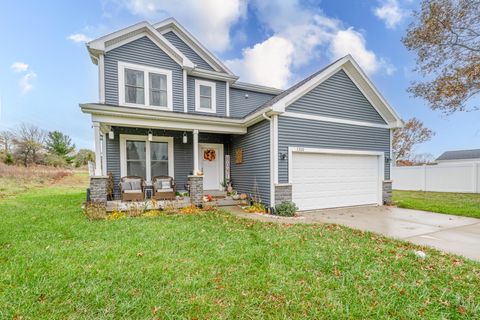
0 0 478 157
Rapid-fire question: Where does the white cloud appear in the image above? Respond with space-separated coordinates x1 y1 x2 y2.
120 0 246 52
373 0 407 29
228 0 394 88
11 62 29 73
19 71 37 93
67 33 93 43
226 36 294 88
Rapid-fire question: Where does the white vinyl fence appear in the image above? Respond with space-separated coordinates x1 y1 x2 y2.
392 163 480 193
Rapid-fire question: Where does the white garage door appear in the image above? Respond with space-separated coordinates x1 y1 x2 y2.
292 151 381 211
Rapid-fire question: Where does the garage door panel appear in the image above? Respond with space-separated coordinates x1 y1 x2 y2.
292 152 380 210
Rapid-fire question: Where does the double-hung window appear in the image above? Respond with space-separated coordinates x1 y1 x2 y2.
118 61 172 110
120 135 174 181
195 79 216 113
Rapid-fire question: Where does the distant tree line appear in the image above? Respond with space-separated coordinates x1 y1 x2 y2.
0 123 94 167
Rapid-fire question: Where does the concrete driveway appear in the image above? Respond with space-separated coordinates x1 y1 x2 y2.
227 206 480 261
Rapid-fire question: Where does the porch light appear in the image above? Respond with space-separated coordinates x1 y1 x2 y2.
108 130 114 140
148 129 153 141
183 131 188 144
279 152 288 160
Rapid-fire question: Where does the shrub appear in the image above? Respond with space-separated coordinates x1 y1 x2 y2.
84 201 107 220
4 153 14 165
245 202 266 213
275 201 298 217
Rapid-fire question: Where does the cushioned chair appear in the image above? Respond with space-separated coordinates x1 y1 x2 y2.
152 176 176 200
119 176 145 201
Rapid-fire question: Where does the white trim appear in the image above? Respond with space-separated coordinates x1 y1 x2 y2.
193 129 199 175
98 54 105 103
87 22 194 69
119 134 174 181
288 147 385 206
272 115 279 184
93 122 102 176
231 82 283 95
154 18 235 75
188 68 238 83
195 79 216 114
183 69 188 113
102 134 107 175
199 143 224 190
118 61 173 110
226 82 230 117
282 111 390 129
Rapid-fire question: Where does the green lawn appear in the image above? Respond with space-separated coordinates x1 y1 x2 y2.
1 178 479 319
393 190 480 219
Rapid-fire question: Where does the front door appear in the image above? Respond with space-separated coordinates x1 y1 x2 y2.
199 144 223 190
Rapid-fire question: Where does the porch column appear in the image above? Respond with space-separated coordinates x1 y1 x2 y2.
193 129 199 175
93 122 102 176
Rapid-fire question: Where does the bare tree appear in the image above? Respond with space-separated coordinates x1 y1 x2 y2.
403 0 480 113
12 123 47 166
393 118 434 164
0 130 14 154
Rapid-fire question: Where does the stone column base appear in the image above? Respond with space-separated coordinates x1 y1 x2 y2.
90 176 108 204
188 175 203 207
383 180 393 205
274 184 292 206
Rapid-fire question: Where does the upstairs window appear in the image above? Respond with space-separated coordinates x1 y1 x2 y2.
195 79 216 113
118 61 172 110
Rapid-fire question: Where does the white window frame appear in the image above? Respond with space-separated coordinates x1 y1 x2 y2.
118 61 173 110
120 134 174 181
195 79 216 113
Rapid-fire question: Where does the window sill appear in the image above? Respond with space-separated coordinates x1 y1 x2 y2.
121 103 172 111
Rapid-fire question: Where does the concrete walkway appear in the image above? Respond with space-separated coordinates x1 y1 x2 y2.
226 206 480 261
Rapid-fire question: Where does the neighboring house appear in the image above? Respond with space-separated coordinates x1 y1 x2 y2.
436 149 480 165
81 18 403 211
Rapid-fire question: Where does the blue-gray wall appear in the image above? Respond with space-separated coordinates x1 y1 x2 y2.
162 31 215 71
230 120 271 206
229 88 275 118
106 127 230 199
104 36 184 112
288 70 386 124
278 116 391 183
187 76 227 116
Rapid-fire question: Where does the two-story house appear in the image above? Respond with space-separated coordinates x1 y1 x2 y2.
81 18 402 211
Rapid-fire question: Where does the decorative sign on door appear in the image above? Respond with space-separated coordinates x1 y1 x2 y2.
225 155 230 179
203 149 216 161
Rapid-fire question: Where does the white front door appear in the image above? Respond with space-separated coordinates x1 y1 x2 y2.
199 143 224 190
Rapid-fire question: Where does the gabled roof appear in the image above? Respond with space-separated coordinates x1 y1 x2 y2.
153 18 235 76
260 55 403 128
87 21 194 69
436 149 480 161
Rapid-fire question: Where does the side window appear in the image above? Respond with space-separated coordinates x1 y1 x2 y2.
195 79 216 113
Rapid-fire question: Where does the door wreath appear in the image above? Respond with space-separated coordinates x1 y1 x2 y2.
203 149 216 161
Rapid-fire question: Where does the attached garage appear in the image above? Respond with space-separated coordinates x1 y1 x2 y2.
290 148 384 211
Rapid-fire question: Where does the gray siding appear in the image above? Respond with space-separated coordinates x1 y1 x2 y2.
230 88 275 118
230 120 271 206
278 116 391 183
106 127 229 199
162 31 215 71
187 76 226 116
104 36 184 112
288 70 386 124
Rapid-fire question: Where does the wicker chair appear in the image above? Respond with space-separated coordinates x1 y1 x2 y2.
119 176 145 201
152 175 176 200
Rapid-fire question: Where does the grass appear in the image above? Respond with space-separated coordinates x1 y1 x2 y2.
0 174 479 319
393 190 480 219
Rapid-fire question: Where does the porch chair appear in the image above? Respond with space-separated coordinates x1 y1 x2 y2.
119 176 145 201
152 175 176 200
